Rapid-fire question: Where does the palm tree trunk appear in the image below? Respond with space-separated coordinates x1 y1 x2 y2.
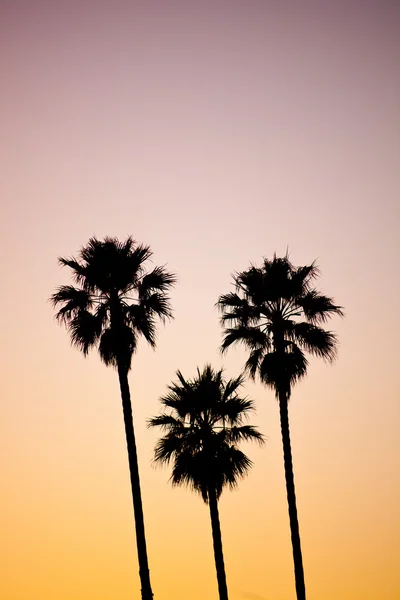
118 363 154 600
208 487 229 600
279 391 306 600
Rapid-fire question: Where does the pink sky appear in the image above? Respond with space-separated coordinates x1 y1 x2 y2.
1 1 399 599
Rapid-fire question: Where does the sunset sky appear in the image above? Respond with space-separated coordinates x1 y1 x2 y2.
1 1 399 599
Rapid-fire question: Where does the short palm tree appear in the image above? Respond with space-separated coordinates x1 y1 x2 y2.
51 236 176 600
217 255 343 600
149 365 264 600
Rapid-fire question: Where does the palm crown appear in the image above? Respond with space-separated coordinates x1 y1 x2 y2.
217 255 344 397
51 236 176 370
149 365 264 502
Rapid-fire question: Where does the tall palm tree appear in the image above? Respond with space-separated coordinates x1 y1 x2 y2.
149 365 264 600
51 236 176 600
217 255 343 600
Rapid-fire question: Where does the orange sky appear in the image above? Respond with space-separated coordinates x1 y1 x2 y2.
1 1 399 599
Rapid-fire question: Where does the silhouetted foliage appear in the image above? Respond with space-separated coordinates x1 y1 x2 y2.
51 236 176 600
217 254 343 600
150 365 264 600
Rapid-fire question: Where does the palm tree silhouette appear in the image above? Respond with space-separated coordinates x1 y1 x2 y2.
149 365 264 600
217 255 343 600
51 236 176 600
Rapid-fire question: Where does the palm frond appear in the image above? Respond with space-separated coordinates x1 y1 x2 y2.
126 242 153 277
170 450 208 501
225 425 265 445
221 373 245 401
289 262 319 296
79 236 103 264
78 238 114 292
216 293 258 326
298 289 344 323
218 254 343 398
158 370 195 417
98 325 137 369
148 414 184 431
95 302 110 327
153 433 186 464
120 236 137 256
126 304 157 348
221 326 269 354
57 258 90 289
140 292 173 322
216 292 246 310
68 309 102 355
51 286 93 322
219 396 255 424
236 256 294 303
235 266 269 303
76 237 151 294
53 236 176 372
139 266 176 298
244 348 264 380
150 365 263 503
259 346 308 394
218 446 253 492
293 322 338 361
262 255 294 301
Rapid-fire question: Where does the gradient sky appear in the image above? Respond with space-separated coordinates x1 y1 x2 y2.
1 1 399 599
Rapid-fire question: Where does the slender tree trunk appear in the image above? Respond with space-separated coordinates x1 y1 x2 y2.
279 391 306 600
208 487 229 600
118 363 154 600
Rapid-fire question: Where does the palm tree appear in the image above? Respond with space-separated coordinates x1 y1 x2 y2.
217 255 343 600
51 236 176 600
149 365 264 600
